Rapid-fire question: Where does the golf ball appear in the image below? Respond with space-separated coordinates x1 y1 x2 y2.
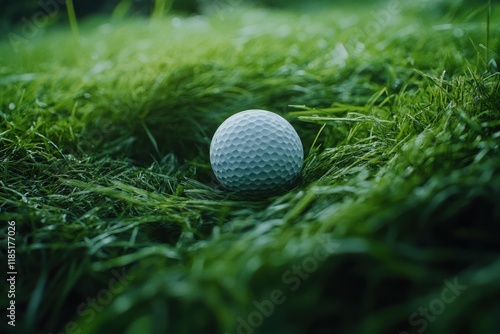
210 109 303 193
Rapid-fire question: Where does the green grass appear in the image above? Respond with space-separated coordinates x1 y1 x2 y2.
1 1 499 333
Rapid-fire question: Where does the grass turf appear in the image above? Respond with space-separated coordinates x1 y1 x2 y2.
1 1 500 333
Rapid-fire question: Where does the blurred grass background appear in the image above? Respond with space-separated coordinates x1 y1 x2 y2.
1 0 499 333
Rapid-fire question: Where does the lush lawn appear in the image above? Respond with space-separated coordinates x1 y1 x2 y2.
1 1 499 333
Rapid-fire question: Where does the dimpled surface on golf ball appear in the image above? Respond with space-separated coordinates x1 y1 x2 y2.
210 109 303 193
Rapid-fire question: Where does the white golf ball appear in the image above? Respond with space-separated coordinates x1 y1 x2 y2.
210 109 303 193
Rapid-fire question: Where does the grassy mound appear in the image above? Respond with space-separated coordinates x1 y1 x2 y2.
1 1 499 333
